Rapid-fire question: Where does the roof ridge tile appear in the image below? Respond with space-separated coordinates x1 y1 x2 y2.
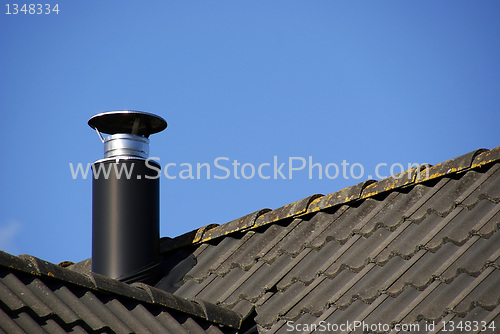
200 208 272 243
161 147 500 250
415 148 488 182
361 166 426 199
15 254 95 288
472 146 500 168
253 194 323 229
307 180 375 213
160 223 219 253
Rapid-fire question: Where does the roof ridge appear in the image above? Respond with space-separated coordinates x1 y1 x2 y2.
0 250 242 329
161 146 500 252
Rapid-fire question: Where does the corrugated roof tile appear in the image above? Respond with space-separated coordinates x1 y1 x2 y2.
275 241 342 291
0 307 25 334
455 305 499 331
364 287 422 327
222 255 293 307
454 268 500 315
408 273 477 322
336 256 406 307
12 312 47 334
26 278 81 324
442 231 500 279
104 298 152 333
1 273 53 318
52 285 108 331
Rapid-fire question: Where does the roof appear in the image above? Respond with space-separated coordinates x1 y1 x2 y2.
0 251 241 333
157 147 500 333
1 146 499 333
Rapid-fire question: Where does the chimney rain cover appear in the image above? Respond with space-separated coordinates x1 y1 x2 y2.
88 110 167 159
88 110 167 137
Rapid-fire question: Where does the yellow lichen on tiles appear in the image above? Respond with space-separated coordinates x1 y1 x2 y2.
305 197 323 214
193 228 206 243
417 171 446 182
361 191 378 199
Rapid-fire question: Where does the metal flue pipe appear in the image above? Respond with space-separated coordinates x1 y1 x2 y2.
88 110 167 283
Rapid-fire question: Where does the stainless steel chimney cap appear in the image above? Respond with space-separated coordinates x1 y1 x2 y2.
88 110 167 137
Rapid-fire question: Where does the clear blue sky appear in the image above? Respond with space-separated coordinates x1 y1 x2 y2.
1 1 499 265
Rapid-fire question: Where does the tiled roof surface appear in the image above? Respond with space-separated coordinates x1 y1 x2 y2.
159 147 500 333
0 251 241 333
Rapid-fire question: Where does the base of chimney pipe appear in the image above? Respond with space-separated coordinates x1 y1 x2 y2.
92 158 161 284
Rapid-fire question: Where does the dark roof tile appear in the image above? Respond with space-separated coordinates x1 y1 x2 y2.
442 231 500 279
478 209 500 238
357 189 428 235
263 218 316 258
364 287 422 327
186 234 252 281
191 298 243 328
26 278 81 324
459 304 500 328
294 207 349 249
51 285 108 331
1 272 53 318
0 307 26 334
154 311 191 334
336 256 407 307
428 199 498 249
254 280 307 326
0 276 26 312
81 290 135 332
12 311 48 334
408 273 477 321
276 241 342 291
104 298 151 333
196 267 246 304
310 199 383 246
454 268 500 314
460 164 500 205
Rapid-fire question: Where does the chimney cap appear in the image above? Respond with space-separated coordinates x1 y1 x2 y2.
88 110 167 137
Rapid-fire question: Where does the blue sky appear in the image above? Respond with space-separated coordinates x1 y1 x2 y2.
1 1 499 265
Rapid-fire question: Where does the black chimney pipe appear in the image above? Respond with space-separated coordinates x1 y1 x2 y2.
88 111 167 284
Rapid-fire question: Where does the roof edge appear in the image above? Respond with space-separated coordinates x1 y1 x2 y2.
161 146 500 252
0 250 242 329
